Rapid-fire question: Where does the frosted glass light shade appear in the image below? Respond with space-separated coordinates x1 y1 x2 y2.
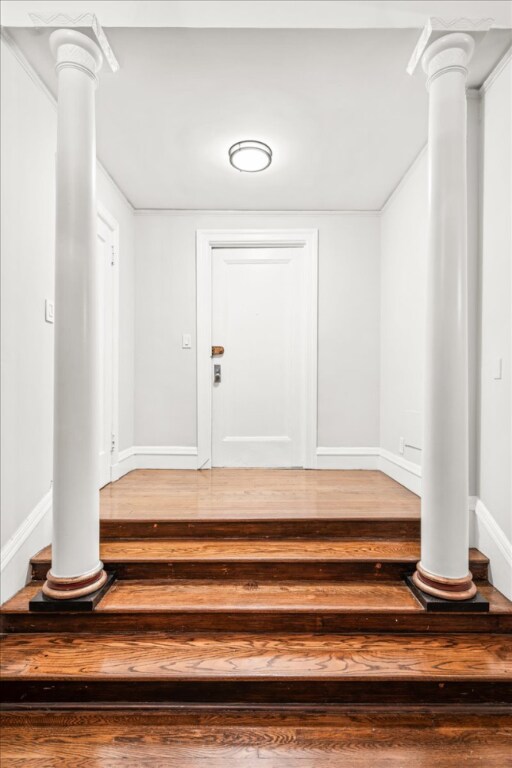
229 140 272 172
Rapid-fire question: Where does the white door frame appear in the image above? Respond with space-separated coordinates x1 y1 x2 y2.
196 229 318 469
97 201 120 482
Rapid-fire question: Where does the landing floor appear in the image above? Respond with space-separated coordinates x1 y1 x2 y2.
100 469 420 520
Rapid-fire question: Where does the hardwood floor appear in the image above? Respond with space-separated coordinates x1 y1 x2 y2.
99 469 421 539
2 469 511 765
2 710 511 767
100 468 421 519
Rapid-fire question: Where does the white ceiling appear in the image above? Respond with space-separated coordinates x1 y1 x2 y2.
3 1 512 29
7 23 512 210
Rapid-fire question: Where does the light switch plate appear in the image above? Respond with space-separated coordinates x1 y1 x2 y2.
182 333 192 349
45 299 54 323
493 358 503 380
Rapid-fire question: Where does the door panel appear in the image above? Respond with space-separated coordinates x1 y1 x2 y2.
97 218 113 488
212 247 304 467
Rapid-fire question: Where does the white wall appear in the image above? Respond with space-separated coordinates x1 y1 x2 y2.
380 149 427 472
478 56 512 542
97 167 135 453
134 212 381 452
0 37 135 601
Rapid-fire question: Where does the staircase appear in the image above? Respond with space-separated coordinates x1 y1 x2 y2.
1 491 512 762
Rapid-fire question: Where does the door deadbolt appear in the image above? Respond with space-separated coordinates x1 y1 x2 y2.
214 364 221 383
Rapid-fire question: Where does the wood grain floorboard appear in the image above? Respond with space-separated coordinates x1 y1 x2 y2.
1 711 511 767
100 469 421 521
2 633 511 681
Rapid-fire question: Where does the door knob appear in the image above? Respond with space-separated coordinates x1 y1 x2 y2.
212 346 224 357
214 364 221 383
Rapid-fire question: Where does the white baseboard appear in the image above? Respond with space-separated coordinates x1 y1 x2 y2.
316 447 380 469
111 447 137 481
471 499 512 600
378 449 422 495
0 489 52 604
112 446 199 478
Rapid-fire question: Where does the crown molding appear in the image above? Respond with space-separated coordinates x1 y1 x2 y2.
407 16 494 75
28 11 119 72
134 208 380 216
480 44 512 94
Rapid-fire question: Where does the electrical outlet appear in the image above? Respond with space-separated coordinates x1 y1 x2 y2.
399 437 405 455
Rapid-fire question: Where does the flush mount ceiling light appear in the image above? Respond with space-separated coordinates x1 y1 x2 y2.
229 140 272 172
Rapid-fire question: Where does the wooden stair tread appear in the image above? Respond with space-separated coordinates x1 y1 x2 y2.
2 632 511 681
32 540 487 564
2 711 512 768
3 580 511 615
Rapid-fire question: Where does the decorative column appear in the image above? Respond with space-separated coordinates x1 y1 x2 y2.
42 30 106 600
411 32 477 601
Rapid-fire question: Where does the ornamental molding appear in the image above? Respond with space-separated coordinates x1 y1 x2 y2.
407 16 493 75
29 11 119 72
53 42 100 82
422 33 476 88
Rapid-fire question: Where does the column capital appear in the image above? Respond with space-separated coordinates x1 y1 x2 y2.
422 33 475 88
407 16 493 76
50 29 103 83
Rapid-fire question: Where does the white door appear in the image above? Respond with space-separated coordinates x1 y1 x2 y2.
211 247 306 467
97 216 114 488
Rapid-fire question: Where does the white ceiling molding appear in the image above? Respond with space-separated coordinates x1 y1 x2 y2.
28 11 119 72
407 16 494 75
479 44 512 94
2 1 512 30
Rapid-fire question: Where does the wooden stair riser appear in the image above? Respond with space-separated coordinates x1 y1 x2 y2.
30 560 489 582
3 680 511 707
3 610 511 635
100 519 421 540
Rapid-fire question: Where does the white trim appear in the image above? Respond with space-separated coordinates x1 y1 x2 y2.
0 489 52 603
471 499 512 600
133 446 198 470
111 446 199 478
111 447 137 482
134 445 198 455
378 449 422 495
479 45 512 96
196 229 318 470
135 209 380 216
97 202 120 484
316 447 380 470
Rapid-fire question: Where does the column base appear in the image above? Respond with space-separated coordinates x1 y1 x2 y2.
406 575 489 612
412 562 477 600
30 571 115 612
42 562 108 600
